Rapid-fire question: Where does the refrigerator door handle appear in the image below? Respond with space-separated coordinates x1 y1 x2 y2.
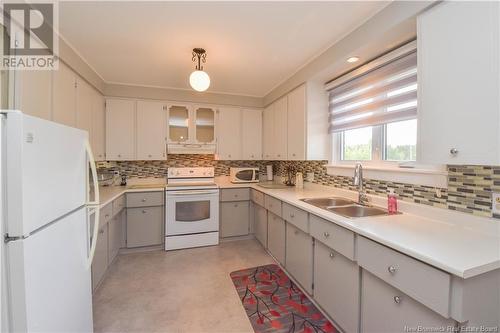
85 140 100 207
85 140 100 268
86 206 100 269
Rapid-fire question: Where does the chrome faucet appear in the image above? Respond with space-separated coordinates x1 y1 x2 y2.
353 163 369 205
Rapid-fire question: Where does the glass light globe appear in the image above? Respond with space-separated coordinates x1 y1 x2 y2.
189 70 210 92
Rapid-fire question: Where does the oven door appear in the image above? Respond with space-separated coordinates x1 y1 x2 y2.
166 189 219 236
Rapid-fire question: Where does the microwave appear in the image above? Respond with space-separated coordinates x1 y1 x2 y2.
230 167 259 183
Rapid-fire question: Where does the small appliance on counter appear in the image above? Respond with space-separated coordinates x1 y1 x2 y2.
230 167 259 183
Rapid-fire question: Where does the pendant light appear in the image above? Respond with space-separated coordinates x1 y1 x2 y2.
189 48 210 92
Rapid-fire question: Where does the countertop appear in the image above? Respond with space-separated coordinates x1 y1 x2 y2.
215 177 500 279
97 176 500 279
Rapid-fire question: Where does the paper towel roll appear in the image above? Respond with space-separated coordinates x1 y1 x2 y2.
266 165 273 181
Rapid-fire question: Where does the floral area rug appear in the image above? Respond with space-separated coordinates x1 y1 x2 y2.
230 264 337 333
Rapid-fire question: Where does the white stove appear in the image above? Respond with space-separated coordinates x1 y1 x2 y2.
165 167 219 251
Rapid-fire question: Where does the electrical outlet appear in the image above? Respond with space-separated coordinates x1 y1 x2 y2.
492 192 500 215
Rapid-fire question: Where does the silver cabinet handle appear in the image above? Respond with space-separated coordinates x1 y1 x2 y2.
450 148 458 155
393 296 401 304
388 265 397 274
142 210 147 214
323 231 330 238
142 198 146 202
329 252 335 258
99 229 104 234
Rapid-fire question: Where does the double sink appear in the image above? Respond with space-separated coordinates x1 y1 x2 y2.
300 197 391 218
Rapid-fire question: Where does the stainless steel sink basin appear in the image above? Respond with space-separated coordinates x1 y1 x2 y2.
327 205 389 218
300 197 355 208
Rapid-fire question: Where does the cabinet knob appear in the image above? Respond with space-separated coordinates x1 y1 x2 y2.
388 265 397 274
234 204 238 208
148 154 152 158
105 214 109 218
118 154 121 158
142 198 146 202
99 229 104 234
251 154 254 158
292 153 296 157
234 194 238 197
142 210 147 214
450 148 459 155
294 229 299 235
290 213 295 218
393 296 401 304
277 154 281 157
323 231 330 238
329 252 335 258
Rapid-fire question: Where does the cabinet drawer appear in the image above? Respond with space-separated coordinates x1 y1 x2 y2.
220 188 250 202
282 203 308 233
220 201 250 237
100 203 113 225
286 223 312 294
361 270 455 332
314 241 359 333
264 195 282 217
126 191 164 208
357 236 450 317
126 206 164 248
250 189 265 207
310 215 355 260
112 195 126 216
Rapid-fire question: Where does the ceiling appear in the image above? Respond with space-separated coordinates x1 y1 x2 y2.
59 1 389 97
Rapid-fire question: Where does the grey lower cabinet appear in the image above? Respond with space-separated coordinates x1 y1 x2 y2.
314 240 360 333
220 201 250 237
254 204 268 248
285 223 313 294
108 210 124 264
92 217 109 291
126 206 164 248
361 270 456 332
267 212 286 265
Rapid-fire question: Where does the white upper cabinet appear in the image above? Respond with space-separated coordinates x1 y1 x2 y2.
52 62 77 127
217 107 242 160
15 70 52 120
75 78 93 137
241 109 262 160
287 85 306 160
418 1 500 165
262 104 275 160
167 103 191 143
106 99 136 160
91 93 106 161
194 106 216 145
273 96 288 160
136 100 167 160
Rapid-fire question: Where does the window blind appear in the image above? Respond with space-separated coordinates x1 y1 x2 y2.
328 50 417 133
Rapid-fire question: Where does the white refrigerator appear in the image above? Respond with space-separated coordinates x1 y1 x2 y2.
0 110 100 332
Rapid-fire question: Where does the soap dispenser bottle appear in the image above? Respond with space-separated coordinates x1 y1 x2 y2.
387 189 398 214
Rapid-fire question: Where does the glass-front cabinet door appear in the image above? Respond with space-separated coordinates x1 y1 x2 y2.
194 107 215 144
168 105 190 143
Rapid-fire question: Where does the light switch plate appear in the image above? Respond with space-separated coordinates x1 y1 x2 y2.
492 192 500 215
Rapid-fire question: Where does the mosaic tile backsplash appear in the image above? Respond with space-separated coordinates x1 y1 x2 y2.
100 156 499 220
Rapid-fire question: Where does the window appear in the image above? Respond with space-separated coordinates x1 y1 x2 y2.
327 42 418 165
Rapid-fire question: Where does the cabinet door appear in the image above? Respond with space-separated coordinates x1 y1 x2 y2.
241 109 262 160
217 107 242 160
273 96 288 160
254 204 267 248
106 99 136 160
92 223 108 291
262 104 274 160
126 206 163 248
285 223 312 294
136 100 166 160
220 201 249 237
75 78 93 137
108 214 122 264
315 241 360 333
52 62 76 127
168 104 191 143
92 93 106 161
194 106 216 144
287 85 306 160
15 70 52 120
361 270 455 332
267 212 286 265
418 1 500 165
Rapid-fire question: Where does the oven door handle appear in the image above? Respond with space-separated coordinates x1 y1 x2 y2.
167 190 219 196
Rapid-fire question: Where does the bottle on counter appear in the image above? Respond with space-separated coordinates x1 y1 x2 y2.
387 189 398 214
295 172 304 189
